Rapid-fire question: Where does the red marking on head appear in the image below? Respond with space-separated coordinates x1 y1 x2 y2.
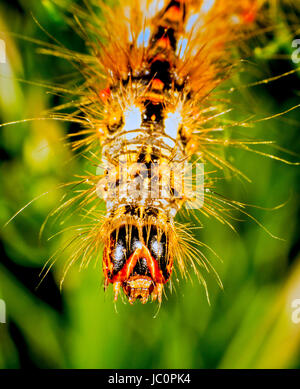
103 227 173 303
99 87 111 102
242 3 257 24
110 244 166 285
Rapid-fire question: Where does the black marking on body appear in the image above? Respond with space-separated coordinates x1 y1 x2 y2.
150 60 172 88
144 226 170 280
132 258 151 276
143 100 164 124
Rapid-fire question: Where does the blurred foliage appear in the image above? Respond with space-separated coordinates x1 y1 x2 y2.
0 0 300 369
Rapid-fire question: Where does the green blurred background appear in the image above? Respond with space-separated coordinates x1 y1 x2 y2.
0 0 300 369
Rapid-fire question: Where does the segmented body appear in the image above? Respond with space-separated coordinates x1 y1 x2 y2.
101 1 190 303
88 0 260 303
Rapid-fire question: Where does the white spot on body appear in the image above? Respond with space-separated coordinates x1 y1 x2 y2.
150 239 163 258
186 13 200 33
176 37 189 59
201 0 215 14
164 111 182 140
132 239 143 250
148 0 165 18
114 243 125 259
123 105 142 132
137 27 151 48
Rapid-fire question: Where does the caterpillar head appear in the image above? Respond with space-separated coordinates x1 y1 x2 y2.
103 222 173 304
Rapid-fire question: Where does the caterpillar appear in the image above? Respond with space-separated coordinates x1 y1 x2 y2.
59 0 264 304
2 0 299 306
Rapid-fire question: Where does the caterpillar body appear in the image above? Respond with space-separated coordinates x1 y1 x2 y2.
68 0 263 304
6 0 296 305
